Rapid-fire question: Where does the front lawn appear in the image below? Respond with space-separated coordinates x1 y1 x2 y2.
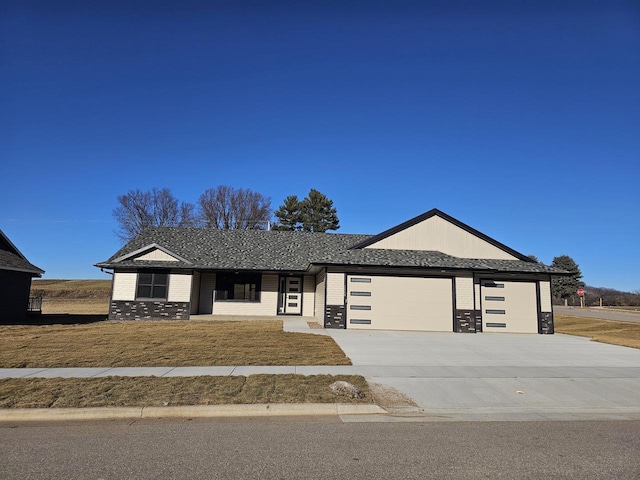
554 315 640 349
0 321 351 367
0 375 370 408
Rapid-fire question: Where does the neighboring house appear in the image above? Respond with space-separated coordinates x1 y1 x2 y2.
96 209 566 334
0 230 45 323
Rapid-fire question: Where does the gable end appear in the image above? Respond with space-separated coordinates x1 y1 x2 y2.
349 209 532 262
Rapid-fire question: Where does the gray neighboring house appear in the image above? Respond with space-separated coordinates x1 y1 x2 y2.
96 209 566 334
0 230 45 324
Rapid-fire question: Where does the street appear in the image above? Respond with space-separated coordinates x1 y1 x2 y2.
2 417 639 479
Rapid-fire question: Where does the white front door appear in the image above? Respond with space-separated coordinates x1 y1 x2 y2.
280 277 302 315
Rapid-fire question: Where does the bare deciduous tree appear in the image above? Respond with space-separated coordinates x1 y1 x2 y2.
113 188 196 242
198 186 272 230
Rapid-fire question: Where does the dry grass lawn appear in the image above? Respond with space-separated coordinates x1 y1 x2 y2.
0 375 371 408
38 299 109 315
0 321 351 368
554 314 640 349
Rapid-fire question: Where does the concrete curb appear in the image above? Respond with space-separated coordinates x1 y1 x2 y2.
0 403 388 422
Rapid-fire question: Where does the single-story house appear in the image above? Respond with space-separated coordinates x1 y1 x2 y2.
0 229 45 324
96 209 567 334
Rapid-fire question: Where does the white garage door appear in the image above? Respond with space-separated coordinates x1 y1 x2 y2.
346 275 453 331
481 280 538 333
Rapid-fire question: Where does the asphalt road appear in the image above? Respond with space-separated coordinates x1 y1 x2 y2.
554 305 640 323
2 417 639 479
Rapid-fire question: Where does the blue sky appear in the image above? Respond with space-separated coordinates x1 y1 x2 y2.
1 1 639 291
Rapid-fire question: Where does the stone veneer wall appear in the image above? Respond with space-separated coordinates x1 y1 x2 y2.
539 311 554 334
109 300 190 321
455 309 482 333
325 305 346 329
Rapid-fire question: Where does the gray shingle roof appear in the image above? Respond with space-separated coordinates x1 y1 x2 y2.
319 248 565 274
0 250 44 274
97 228 371 271
96 227 566 275
0 230 44 275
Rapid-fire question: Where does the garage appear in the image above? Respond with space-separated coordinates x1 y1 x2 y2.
346 275 453 331
480 280 538 333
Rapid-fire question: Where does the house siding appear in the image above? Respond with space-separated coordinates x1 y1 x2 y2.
213 274 279 316
168 272 192 302
366 215 518 260
315 270 326 323
0 270 32 324
455 276 474 309
112 272 137 301
325 272 346 328
326 273 345 305
134 249 178 262
302 275 315 317
539 280 552 311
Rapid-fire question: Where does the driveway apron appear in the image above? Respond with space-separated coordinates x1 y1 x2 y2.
299 322 640 418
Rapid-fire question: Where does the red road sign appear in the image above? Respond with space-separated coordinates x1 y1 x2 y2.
577 288 584 296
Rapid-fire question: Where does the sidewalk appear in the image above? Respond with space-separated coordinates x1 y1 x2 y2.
3 318 640 422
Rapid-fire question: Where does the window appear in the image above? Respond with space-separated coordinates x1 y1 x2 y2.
485 309 506 315
137 271 168 299
350 277 371 283
215 273 261 301
484 296 505 301
350 291 371 297
350 305 371 311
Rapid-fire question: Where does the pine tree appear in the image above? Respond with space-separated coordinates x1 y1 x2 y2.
551 255 585 302
273 189 340 232
273 195 302 231
300 189 339 232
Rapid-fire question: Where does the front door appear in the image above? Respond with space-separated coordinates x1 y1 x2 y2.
279 277 302 315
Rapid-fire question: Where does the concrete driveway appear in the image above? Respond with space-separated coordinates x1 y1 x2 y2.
306 325 640 420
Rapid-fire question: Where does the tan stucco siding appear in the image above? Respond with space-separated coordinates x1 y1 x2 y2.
212 274 278 316
198 273 216 315
366 215 518 260
134 248 179 262
112 272 137 301
326 273 345 305
302 275 315 317
539 280 552 311
455 276 474 310
474 282 481 310
315 270 326 323
168 273 192 302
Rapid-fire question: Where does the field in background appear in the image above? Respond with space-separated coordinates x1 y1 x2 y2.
31 279 110 314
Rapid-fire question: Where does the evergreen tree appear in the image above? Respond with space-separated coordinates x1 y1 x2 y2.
273 195 302 231
551 255 585 302
273 189 340 232
300 189 340 232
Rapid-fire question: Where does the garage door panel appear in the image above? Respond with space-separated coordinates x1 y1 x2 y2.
347 276 453 331
481 281 538 333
